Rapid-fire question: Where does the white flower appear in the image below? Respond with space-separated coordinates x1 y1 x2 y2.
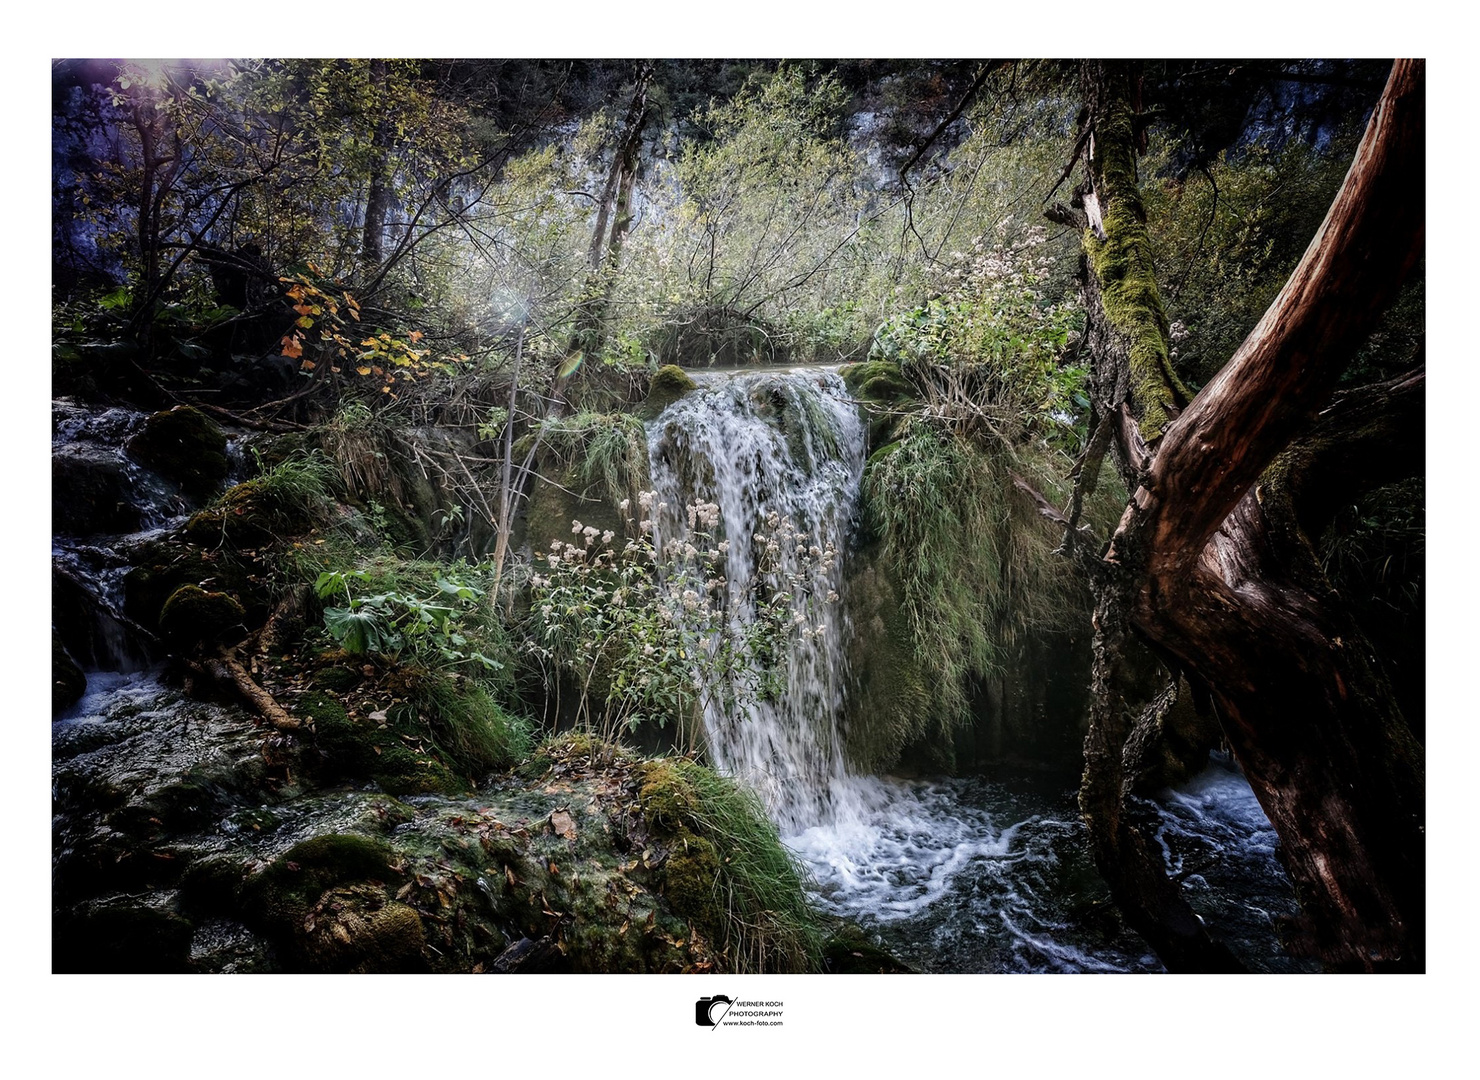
601 530 615 545
571 520 583 534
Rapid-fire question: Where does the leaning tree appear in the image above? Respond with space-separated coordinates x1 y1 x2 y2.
1038 59 1425 971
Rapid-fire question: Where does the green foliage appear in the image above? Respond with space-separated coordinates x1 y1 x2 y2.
1143 134 1358 387
637 758 823 973
861 417 1088 732
313 563 506 676
534 411 651 510
524 497 829 744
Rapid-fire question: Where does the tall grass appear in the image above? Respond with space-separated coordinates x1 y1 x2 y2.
536 411 650 508
648 758 824 973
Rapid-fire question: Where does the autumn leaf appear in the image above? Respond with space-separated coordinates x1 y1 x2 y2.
549 809 577 840
408 330 423 342
356 366 372 376
300 359 316 370
280 335 303 359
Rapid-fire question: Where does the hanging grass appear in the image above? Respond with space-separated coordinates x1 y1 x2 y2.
860 416 1091 735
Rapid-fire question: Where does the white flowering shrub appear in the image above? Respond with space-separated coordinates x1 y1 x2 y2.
523 492 833 744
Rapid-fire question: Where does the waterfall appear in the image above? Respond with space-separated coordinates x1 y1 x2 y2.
646 367 865 832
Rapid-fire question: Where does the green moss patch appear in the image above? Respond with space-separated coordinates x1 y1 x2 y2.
126 406 228 495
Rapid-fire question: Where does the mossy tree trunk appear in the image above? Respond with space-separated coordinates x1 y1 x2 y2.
1063 60 1425 971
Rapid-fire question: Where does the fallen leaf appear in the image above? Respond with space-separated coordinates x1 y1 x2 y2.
549 809 577 840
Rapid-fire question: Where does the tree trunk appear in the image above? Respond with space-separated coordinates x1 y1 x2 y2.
1069 59 1425 970
361 60 394 269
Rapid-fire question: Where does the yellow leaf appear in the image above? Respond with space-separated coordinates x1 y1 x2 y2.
348 309 360 321
356 366 372 376
296 315 314 329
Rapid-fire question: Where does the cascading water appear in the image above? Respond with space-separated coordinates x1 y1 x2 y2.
645 366 1311 972
646 367 864 832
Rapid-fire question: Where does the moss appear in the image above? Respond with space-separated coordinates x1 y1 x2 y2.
637 758 704 832
53 632 86 713
662 833 722 916
244 833 395 929
298 883 427 973
312 665 362 692
184 479 283 548
374 745 467 796
157 585 246 650
842 359 912 403
1084 97 1191 443
126 406 228 495
640 364 698 420
635 758 823 972
122 539 259 630
822 924 916 973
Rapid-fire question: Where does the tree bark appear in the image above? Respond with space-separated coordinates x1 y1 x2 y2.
1070 59 1425 970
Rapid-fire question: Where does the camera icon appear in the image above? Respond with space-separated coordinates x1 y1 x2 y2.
695 995 732 1027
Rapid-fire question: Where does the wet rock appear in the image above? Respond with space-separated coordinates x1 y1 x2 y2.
53 631 86 713
54 894 195 973
126 406 228 496
53 444 141 535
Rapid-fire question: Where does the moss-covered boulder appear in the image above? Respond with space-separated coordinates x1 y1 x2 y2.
822 923 916 974
639 364 698 420
126 405 228 496
184 479 290 548
158 585 246 650
841 359 915 451
634 757 822 972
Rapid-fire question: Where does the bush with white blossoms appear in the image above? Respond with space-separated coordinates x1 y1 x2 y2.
522 492 835 744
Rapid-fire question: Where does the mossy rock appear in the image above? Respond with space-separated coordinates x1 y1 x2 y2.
298 883 427 973
842 360 913 452
842 359 913 403
53 631 86 713
661 833 722 918
522 460 624 554
126 406 228 495
184 477 313 549
822 924 916 974
635 758 704 833
311 665 363 692
158 585 246 650
244 833 395 928
122 539 258 630
639 364 698 420
374 745 467 796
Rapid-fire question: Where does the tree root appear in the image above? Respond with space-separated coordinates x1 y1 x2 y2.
203 647 300 731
